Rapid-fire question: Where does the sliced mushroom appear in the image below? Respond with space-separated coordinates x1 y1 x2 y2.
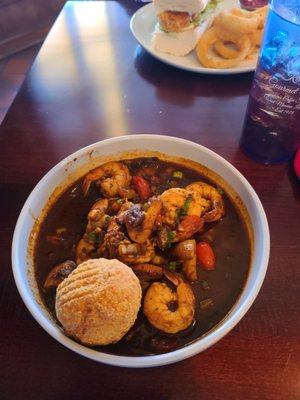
173 240 197 282
172 239 196 260
43 260 76 292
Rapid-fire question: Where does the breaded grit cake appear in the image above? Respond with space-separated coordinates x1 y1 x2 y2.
55 258 142 346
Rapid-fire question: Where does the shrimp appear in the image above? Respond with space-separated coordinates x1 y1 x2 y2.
175 215 204 242
131 263 163 281
86 198 109 233
160 188 209 226
115 200 134 224
99 216 126 258
99 203 156 263
151 253 167 266
125 198 162 244
118 240 155 264
157 188 205 246
75 199 109 264
186 182 225 222
131 263 164 293
82 161 132 197
143 273 195 334
108 198 133 215
160 188 192 226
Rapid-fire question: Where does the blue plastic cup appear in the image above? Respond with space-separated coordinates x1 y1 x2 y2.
240 0 300 164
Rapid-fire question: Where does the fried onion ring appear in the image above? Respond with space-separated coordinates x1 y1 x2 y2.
231 6 268 29
196 27 251 69
214 8 260 34
214 26 255 61
214 40 240 59
249 28 264 47
254 5 268 29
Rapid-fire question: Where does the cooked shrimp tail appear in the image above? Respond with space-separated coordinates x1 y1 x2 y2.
131 263 163 281
118 240 155 264
175 215 204 242
82 161 132 197
186 182 225 222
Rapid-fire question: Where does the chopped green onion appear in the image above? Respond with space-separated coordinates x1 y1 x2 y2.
168 261 178 271
200 298 214 310
167 230 175 241
173 171 183 179
116 198 123 204
167 230 175 245
180 196 192 216
166 180 177 189
200 280 210 291
87 232 98 243
142 202 150 211
217 187 224 196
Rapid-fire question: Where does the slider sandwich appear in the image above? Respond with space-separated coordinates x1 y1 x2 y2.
152 0 220 56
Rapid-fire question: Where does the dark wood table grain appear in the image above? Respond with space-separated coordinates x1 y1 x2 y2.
0 1 299 399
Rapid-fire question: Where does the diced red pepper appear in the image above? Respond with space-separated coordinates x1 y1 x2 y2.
196 242 216 270
132 175 151 200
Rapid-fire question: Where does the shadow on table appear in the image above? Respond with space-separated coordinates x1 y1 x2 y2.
134 46 253 106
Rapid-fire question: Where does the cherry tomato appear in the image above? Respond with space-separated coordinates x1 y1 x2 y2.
132 175 151 200
196 242 216 270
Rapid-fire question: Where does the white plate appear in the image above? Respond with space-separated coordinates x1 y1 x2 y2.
130 0 258 74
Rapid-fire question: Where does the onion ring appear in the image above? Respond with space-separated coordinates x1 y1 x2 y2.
214 40 240 59
196 27 251 69
254 5 268 29
249 28 264 47
232 6 268 29
196 6 267 69
214 8 260 34
215 26 253 57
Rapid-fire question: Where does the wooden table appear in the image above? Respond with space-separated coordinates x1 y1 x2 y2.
0 1 299 399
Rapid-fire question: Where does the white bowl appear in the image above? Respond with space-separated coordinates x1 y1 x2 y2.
12 135 270 368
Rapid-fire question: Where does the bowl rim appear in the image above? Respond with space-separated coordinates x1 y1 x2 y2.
12 134 270 368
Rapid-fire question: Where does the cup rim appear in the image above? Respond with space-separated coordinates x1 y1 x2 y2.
11 134 270 367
